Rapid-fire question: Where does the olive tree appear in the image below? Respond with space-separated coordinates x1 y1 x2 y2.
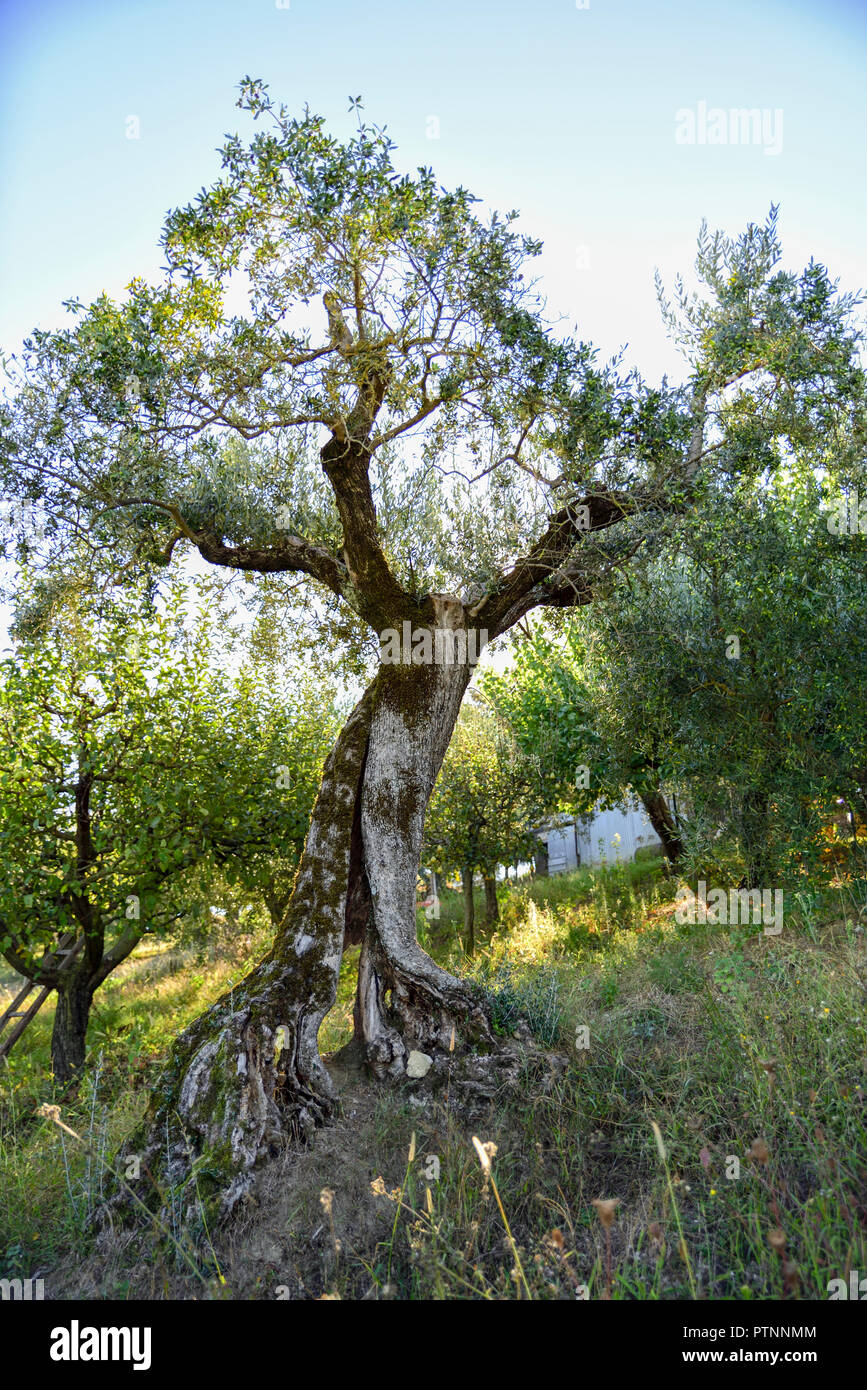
2 82 861 1207
554 485 867 887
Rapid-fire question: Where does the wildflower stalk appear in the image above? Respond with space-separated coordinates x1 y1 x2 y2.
472 1136 532 1300
651 1120 697 1299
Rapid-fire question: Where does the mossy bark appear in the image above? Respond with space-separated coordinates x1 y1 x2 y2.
126 601 494 1217
125 684 375 1216
353 600 493 1074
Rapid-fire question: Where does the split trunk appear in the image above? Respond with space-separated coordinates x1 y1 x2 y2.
130 604 495 1215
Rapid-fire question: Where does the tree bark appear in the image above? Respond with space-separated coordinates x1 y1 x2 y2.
126 683 374 1216
353 600 493 1073
462 867 476 954
483 874 499 925
51 968 95 1084
128 601 494 1215
640 790 684 865
5 923 144 1083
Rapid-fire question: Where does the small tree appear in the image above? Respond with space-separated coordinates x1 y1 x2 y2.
486 615 686 865
0 579 331 1080
424 704 547 951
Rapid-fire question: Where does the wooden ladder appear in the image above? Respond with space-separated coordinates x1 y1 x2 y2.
0 933 85 1062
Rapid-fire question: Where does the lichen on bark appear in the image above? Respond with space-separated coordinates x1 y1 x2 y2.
122 683 375 1217
121 604 500 1221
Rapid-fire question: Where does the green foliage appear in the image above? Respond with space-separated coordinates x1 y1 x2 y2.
493 469 867 889
483 628 615 819
0 573 337 986
423 700 553 881
1 80 613 618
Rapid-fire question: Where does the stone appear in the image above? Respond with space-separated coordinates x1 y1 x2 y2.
405 1050 433 1079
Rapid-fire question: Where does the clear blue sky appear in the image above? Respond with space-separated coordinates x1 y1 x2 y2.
2 0 866 382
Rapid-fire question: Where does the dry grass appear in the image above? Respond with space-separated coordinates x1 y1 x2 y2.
2 861 866 1299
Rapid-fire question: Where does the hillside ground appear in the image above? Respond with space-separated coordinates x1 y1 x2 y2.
1 855 866 1300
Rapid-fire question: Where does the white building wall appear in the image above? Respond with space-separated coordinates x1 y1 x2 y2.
542 798 663 873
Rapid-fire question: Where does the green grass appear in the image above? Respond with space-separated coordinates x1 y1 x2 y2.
0 932 271 1277
2 859 866 1299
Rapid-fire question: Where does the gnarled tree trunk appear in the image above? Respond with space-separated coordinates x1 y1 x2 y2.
125 683 374 1216
127 600 493 1217
353 599 493 1072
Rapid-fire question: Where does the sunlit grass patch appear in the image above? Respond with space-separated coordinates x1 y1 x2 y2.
2 858 866 1298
